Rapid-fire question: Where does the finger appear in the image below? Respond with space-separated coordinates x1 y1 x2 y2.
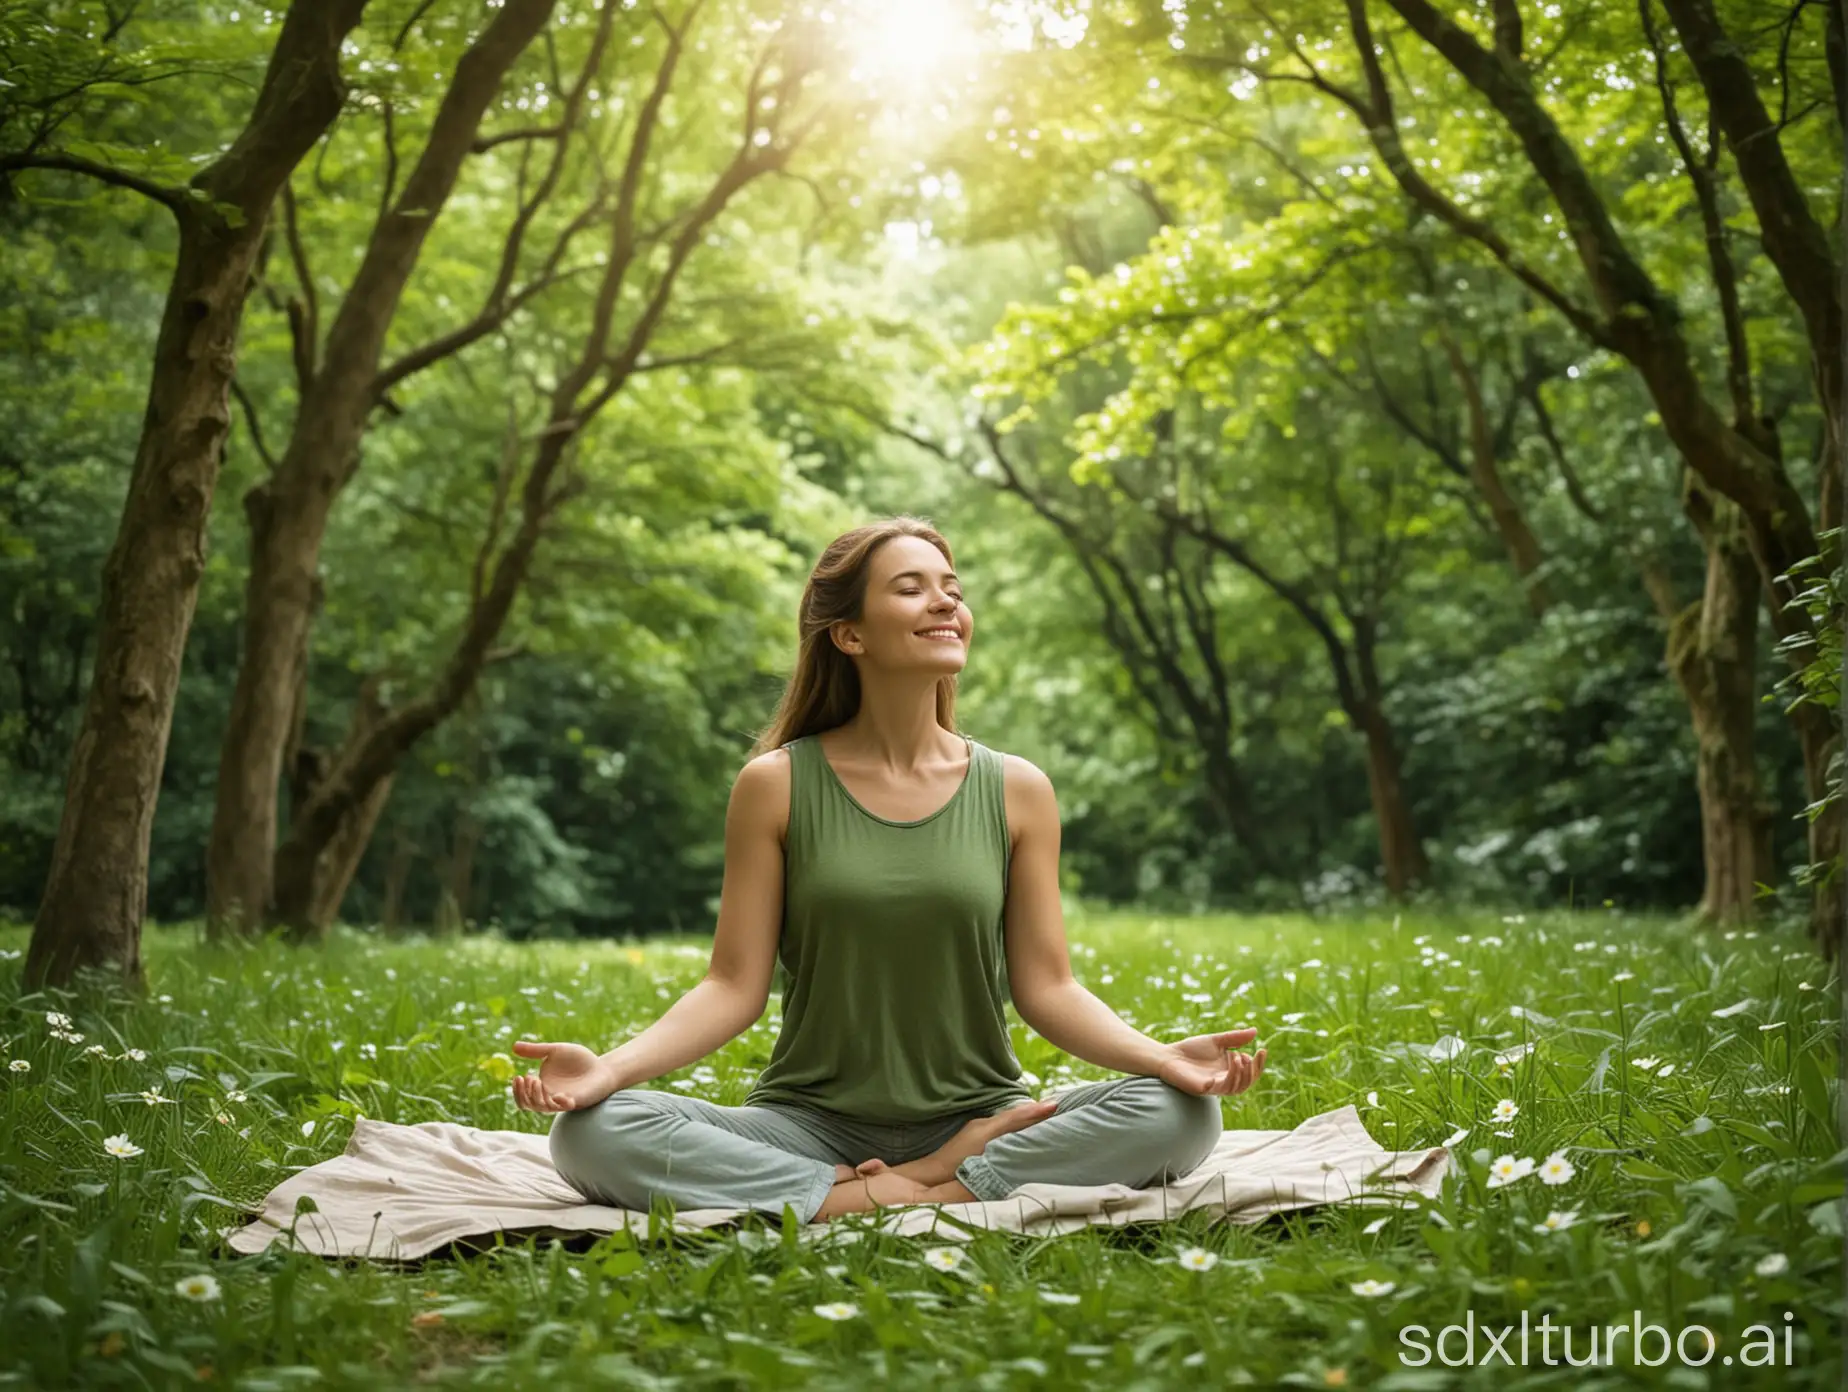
1214 1028 1259 1047
512 1041 555 1059
1229 1053 1250 1095
514 1076 533 1110
1253 1047 1267 1082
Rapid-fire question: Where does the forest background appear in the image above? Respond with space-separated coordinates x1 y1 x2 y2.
1 0 1843 975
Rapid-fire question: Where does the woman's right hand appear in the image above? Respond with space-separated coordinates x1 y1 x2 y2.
511 1040 621 1112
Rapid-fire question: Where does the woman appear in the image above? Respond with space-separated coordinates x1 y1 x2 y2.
512 517 1266 1224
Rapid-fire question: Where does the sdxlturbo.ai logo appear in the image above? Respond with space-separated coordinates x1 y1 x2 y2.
1399 1310 1797 1368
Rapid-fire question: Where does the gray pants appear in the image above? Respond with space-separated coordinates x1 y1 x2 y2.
548 1075 1224 1226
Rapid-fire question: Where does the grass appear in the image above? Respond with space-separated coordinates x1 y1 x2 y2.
0 907 1840 1389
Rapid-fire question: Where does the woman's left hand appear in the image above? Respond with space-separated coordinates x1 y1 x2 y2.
1157 1028 1267 1096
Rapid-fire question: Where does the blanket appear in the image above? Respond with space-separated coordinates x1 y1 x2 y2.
222 1104 1449 1259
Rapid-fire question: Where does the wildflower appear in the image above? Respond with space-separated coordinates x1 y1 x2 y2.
174 1274 221 1302
8 1059 29 1074
1350 1279 1395 1297
1442 1127 1469 1148
301 1120 316 1137
411 1311 444 1327
1493 1044 1534 1069
1325 1370 1349 1387
922 1247 965 1272
1175 1246 1219 1272
1611 972 1634 983
1362 1215 1391 1235
121 1048 147 1062
1636 1220 1652 1238
84 1044 108 1057
1754 1253 1789 1278
216 1112 234 1126
1631 1056 1660 1070
812 1302 859 1320
1281 1012 1307 1025
1534 1210 1579 1233
1366 1091 1379 1107
1486 1155 1535 1189
103 1134 144 1158
1038 1290 1081 1305
224 1090 247 1103
1538 1153 1575 1185
1492 1099 1519 1122
140 1088 171 1106
46 1011 72 1030
1657 1063 1676 1078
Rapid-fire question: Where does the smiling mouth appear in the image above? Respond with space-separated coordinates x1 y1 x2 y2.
916 630 963 641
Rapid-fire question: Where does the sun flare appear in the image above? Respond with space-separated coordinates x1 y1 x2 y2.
844 0 982 84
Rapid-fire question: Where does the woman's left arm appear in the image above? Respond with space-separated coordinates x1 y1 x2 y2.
1003 758 1265 1096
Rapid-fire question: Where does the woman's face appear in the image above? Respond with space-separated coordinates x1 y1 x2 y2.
839 535 971 671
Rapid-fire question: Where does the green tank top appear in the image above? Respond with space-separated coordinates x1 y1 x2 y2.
741 731 1033 1125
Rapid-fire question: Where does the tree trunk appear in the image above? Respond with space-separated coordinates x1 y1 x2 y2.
1664 500 1770 922
23 1 368 989
1356 700 1428 896
381 825 415 933
301 689 397 936
206 0 557 935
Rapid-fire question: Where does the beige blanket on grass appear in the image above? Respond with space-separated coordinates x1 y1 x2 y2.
223 1104 1450 1260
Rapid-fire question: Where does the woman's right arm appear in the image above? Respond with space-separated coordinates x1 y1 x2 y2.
514 751 788 1111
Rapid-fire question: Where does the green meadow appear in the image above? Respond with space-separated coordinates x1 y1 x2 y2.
1 910 1838 1389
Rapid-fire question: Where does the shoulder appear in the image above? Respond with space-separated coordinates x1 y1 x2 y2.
730 744 795 835
996 750 1058 839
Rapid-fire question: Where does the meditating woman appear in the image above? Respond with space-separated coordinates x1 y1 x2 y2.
512 516 1266 1224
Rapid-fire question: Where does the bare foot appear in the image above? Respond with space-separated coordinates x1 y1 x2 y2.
812 1170 931 1222
855 1099 1060 1187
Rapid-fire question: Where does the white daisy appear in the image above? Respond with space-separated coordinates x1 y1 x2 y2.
1754 1253 1789 1278
120 1048 148 1062
812 1302 858 1320
45 1011 72 1030
1631 1056 1660 1071
8 1059 28 1074
84 1044 108 1057
1486 1155 1535 1189
1175 1246 1219 1272
102 1134 143 1158
139 1088 170 1106
1350 1279 1395 1297
1533 1210 1578 1233
224 1090 248 1104
1492 1099 1519 1122
922 1247 965 1272
173 1274 221 1301
1538 1153 1575 1185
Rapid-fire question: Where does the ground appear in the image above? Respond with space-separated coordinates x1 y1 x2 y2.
0 908 1839 1389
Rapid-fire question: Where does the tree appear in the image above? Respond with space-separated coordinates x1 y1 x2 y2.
204 0 561 935
5 1 371 986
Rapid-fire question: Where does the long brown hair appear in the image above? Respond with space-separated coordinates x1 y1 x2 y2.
749 516 961 756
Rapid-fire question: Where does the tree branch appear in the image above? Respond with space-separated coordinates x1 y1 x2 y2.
0 151 184 212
